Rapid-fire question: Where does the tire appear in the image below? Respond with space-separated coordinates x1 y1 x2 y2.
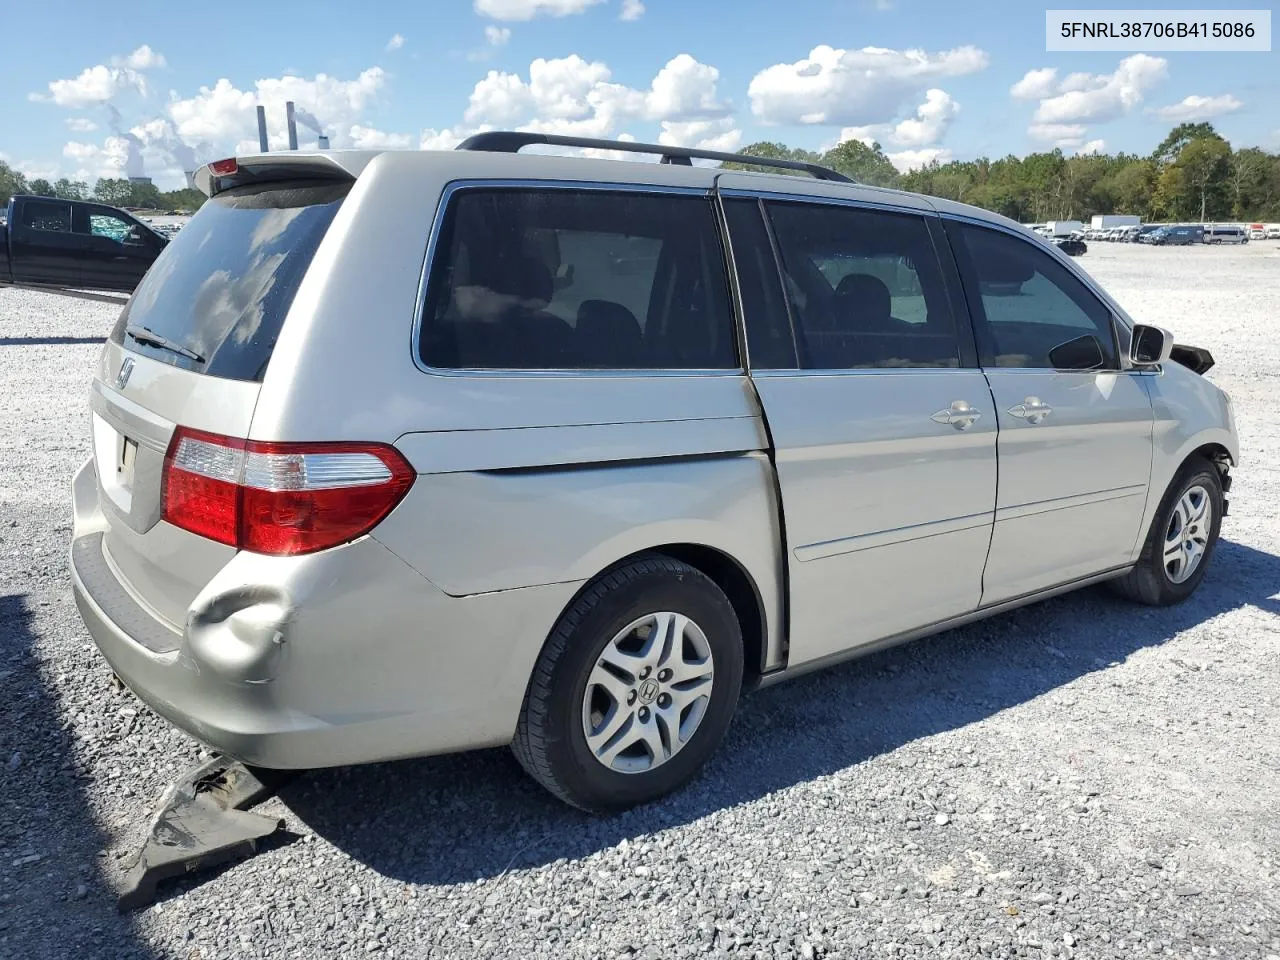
512 555 744 812
1110 458 1223 606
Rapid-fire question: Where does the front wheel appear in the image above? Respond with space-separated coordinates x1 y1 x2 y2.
1110 458 1224 605
512 556 744 812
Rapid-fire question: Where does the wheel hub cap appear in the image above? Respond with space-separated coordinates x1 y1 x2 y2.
1164 484 1211 585
581 612 715 775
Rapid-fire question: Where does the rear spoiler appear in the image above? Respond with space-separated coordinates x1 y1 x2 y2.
194 153 362 198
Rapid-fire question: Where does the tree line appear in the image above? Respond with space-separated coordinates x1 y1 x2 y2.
0 164 205 213
727 122 1280 223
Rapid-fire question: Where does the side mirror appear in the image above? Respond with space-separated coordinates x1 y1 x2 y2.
1130 324 1174 365
1048 334 1106 370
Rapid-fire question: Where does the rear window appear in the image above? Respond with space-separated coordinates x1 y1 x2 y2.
110 180 349 382
419 188 737 370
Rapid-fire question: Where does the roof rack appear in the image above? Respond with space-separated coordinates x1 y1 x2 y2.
454 131 854 183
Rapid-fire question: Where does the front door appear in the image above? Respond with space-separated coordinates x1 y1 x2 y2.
946 220 1154 604
721 192 998 669
76 208 155 291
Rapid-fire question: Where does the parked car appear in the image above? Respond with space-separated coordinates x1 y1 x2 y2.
1050 235 1087 256
69 135 1239 811
1247 224 1266 240
1134 224 1163 243
1203 225 1248 244
0 195 168 292
1150 225 1204 245
1266 224 1280 239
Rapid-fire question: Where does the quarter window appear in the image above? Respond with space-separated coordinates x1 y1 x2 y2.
420 189 737 370
956 223 1118 369
765 202 961 370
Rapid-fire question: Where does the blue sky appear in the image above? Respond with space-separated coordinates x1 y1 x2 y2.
4 0 1276 189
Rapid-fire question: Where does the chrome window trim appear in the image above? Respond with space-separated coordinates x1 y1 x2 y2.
410 178 745 378
717 187 937 219
750 366 977 379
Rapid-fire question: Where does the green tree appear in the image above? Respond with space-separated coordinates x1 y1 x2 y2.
1176 136 1232 222
52 178 88 200
818 140 900 187
0 161 30 205
722 141 823 176
93 177 134 206
157 187 206 212
28 178 56 197
1153 122 1219 166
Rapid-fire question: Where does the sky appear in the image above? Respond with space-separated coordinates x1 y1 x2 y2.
3 0 1276 190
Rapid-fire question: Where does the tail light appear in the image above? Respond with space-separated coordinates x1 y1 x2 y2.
161 427 414 556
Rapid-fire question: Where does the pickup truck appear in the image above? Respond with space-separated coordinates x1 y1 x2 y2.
0 195 167 293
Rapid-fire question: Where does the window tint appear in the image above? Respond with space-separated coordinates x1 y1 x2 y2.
956 224 1117 369
21 200 71 232
723 198 796 369
89 213 130 242
765 202 960 370
109 180 349 382
420 189 736 370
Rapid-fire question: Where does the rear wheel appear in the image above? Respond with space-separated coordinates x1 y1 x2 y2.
512 556 743 812
1110 458 1223 606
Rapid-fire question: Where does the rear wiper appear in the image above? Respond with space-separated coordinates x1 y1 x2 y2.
125 324 205 363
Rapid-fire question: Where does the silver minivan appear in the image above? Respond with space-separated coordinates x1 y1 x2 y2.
70 134 1239 811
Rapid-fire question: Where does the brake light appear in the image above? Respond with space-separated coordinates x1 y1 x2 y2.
161 427 415 555
209 157 238 176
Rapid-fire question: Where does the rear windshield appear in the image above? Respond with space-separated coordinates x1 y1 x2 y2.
110 180 349 382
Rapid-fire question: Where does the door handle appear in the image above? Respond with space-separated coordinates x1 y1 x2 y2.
931 400 982 430
1008 397 1053 424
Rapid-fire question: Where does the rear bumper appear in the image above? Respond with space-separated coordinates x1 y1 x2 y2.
69 458 582 769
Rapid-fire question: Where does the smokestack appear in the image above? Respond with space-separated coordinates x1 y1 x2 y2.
317 135 330 150
285 101 298 150
256 105 269 152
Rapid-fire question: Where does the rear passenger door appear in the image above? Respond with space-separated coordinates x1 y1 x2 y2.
10 199 83 286
946 220 1154 604
721 191 998 668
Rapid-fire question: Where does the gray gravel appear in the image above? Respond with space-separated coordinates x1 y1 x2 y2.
3 241 1279 959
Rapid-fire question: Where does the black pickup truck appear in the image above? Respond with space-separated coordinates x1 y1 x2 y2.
0 195 168 293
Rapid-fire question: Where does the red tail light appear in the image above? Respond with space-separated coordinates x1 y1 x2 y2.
161 427 414 556
208 157 239 176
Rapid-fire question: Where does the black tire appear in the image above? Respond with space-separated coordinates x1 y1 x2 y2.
512 555 743 812
1110 458 1223 606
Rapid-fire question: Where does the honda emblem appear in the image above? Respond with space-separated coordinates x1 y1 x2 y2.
116 357 134 390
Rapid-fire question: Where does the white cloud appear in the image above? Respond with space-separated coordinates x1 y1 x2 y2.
658 118 741 153
420 127 470 151
890 88 957 148
349 124 414 149
386 33 405 51
485 25 512 45
1028 123 1089 149
886 147 952 171
1152 93 1243 122
65 117 98 132
1031 54 1167 124
1010 67 1057 101
620 0 645 20
747 44 988 126
474 0 603 20
464 53 729 139
1077 139 1106 155
31 64 147 107
63 138 132 178
116 45 166 70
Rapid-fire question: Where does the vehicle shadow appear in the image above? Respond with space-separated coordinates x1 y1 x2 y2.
0 593 159 960
0 336 107 346
280 538 1280 887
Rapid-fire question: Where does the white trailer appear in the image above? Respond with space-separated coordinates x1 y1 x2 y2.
1090 214 1141 230
1045 220 1084 237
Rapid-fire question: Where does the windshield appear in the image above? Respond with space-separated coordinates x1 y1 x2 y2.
109 180 350 382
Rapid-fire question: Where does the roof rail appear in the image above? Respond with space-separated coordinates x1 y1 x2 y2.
454 131 854 184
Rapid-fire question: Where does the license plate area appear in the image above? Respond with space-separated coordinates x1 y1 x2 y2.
119 437 138 489
93 412 133 514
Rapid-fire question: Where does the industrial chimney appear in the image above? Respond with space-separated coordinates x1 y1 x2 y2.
317 135 330 150
285 101 299 150
256 105 269 152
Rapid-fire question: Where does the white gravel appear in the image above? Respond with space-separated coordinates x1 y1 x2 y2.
2 241 1278 959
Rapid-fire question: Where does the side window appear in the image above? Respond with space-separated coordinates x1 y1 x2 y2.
956 223 1118 370
765 201 961 370
420 189 736 370
722 198 796 369
88 213 131 242
21 201 72 233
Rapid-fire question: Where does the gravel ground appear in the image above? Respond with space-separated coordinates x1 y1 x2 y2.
2 241 1278 960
